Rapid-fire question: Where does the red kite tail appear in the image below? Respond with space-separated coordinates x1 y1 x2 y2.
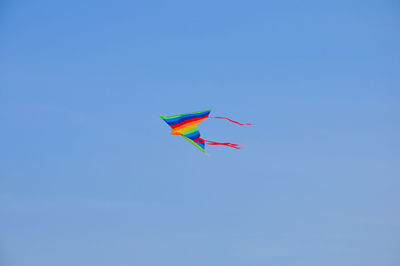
199 138 241 149
209 116 251 126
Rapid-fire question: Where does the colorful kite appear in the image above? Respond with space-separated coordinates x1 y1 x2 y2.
160 110 251 153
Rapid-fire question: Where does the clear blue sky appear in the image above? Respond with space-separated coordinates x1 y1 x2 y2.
1 0 399 265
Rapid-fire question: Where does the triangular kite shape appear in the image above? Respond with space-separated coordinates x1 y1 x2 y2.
160 110 211 153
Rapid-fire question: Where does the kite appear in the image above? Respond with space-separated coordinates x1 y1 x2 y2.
160 110 251 153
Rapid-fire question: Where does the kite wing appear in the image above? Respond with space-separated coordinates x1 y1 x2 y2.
160 110 211 153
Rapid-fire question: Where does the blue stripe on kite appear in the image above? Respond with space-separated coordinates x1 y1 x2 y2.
163 113 208 125
163 111 210 125
197 142 205 149
184 131 200 139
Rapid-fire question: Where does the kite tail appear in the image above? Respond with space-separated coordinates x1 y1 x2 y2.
209 116 252 126
198 138 241 149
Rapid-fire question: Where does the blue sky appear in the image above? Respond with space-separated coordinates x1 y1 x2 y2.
1 0 399 265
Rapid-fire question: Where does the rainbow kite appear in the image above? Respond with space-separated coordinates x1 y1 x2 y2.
160 110 251 153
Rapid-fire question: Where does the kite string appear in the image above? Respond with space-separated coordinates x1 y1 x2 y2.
209 116 252 126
